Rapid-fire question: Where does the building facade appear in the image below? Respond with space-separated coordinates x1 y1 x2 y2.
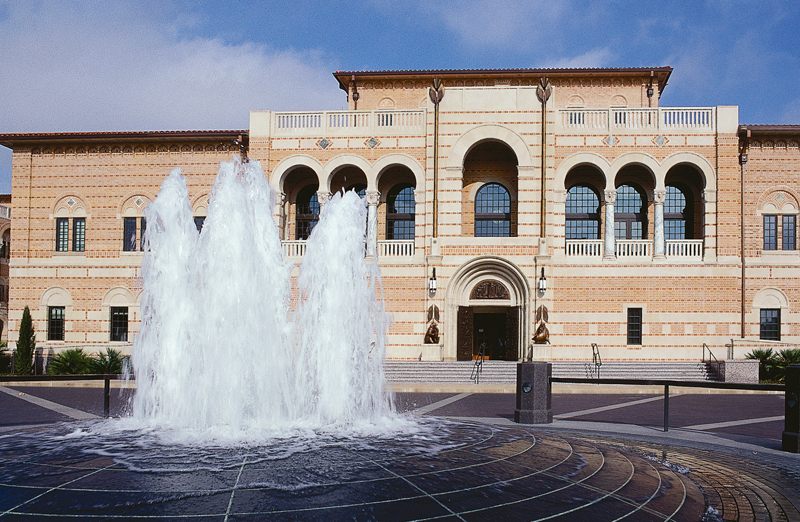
1 67 798 363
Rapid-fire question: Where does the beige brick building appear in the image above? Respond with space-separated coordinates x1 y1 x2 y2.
0 67 798 364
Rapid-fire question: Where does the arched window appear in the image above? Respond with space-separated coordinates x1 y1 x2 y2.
475 183 511 237
387 184 415 240
296 185 320 240
565 185 600 239
615 184 647 239
664 185 692 240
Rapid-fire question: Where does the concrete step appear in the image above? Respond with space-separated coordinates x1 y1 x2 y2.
383 360 720 385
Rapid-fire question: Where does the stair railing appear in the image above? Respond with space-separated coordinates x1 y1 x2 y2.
702 343 721 379
470 344 486 384
590 343 602 379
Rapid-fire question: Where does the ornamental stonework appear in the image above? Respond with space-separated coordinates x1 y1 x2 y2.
470 280 510 300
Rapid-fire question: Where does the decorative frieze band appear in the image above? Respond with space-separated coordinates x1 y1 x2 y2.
29 141 240 157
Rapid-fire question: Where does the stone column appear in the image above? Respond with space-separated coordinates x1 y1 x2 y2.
365 190 380 257
276 192 287 240
603 189 616 259
654 189 666 259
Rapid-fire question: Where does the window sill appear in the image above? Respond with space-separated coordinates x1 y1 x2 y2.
759 250 799 261
53 251 86 257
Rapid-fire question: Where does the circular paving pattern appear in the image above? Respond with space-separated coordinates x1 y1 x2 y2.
0 419 705 521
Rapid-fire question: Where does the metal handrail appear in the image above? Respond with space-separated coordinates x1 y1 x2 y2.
470 344 486 384
591 343 602 379
702 343 722 379
550 376 785 432
0 374 129 418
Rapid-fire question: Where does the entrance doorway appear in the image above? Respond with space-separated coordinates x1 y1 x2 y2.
474 313 507 360
457 306 519 361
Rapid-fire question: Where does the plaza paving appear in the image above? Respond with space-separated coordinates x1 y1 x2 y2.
0 382 797 520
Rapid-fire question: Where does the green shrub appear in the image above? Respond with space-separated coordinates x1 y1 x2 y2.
747 347 800 382
778 348 800 366
0 347 11 374
88 348 125 374
746 348 778 382
47 348 92 375
14 306 35 375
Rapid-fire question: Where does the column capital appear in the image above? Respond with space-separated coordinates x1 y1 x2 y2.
365 190 380 206
702 189 716 203
414 189 426 202
603 189 617 204
653 189 666 204
317 191 332 206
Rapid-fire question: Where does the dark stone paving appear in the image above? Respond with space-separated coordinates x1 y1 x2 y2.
0 420 705 521
1 385 798 520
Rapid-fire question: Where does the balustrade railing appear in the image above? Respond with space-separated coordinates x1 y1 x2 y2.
283 240 414 259
665 239 704 258
565 239 603 257
566 239 703 261
281 240 307 258
559 107 715 132
615 239 652 258
273 109 426 137
378 240 415 257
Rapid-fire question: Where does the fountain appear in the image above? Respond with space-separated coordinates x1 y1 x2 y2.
129 156 396 438
0 157 707 520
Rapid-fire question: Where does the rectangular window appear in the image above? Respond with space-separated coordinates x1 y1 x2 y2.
783 215 796 251
140 217 147 251
664 220 686 240
110 307 128 342
123 217 137 251
627 308 642 345
760 309 781 341
72 218 85 252
764 215 777 250
56 218 69 252
48 306 65 341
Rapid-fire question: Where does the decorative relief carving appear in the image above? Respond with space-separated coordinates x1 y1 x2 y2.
470 279 510 300
604 189 617 205
365 190 380 206
30 141 237 156
653 190 666 205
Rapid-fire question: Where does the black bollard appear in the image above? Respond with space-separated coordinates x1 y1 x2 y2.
783 364 800 453
514 362 553 424
103 376 110 419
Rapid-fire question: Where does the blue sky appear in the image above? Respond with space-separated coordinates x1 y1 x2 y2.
1 0 798 193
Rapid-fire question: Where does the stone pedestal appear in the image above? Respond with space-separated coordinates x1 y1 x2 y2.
783 364 800 453
420 343 442 362
719 359 759 383
514 362 552 424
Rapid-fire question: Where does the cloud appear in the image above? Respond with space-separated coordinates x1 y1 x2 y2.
430 0 570 51
0 1 343 192
551 48 614 69
0 2 341 134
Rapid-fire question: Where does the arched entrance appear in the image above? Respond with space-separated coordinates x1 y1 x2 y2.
445 256 530 361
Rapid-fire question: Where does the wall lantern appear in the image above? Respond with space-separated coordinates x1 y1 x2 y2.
351 74 360 110
429 268 437 296
538 267 547 293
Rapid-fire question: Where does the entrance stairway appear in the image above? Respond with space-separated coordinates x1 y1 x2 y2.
383 360 721 385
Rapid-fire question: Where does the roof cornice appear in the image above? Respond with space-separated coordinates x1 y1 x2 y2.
333 66 672 94
0 130 248 149
739 125 800 138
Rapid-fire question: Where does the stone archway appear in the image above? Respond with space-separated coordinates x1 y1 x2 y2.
445 256 530 361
